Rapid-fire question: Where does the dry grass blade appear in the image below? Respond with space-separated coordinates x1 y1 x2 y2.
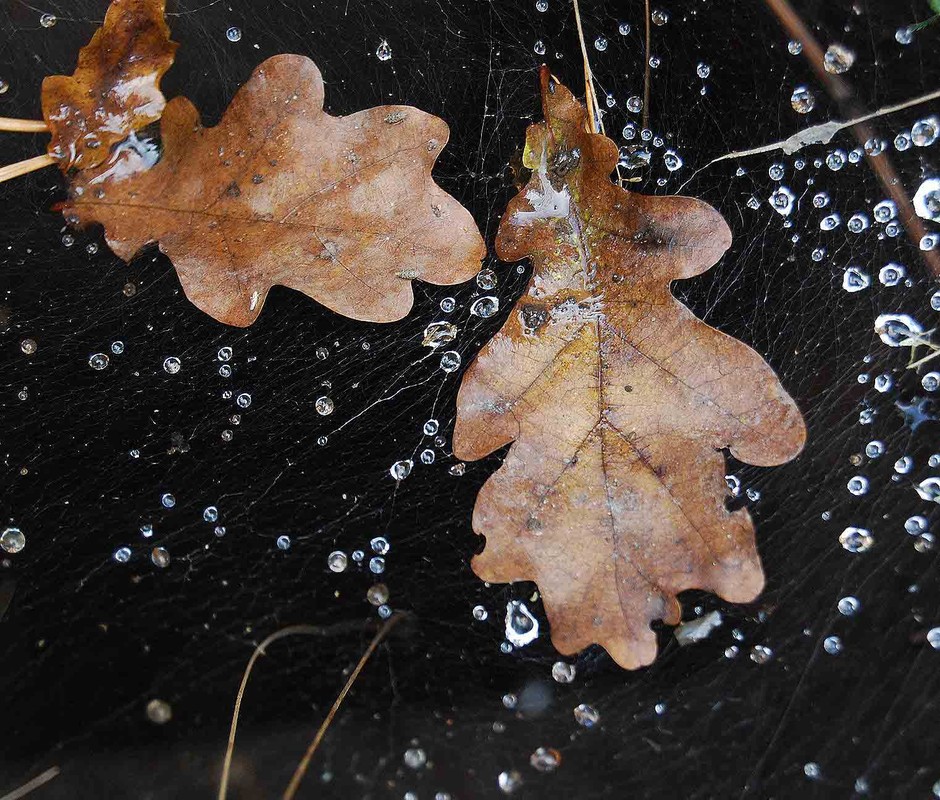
0 767 61 800
0 154 56 186
218 624 328 800
282 612 404 800
0 117 49 133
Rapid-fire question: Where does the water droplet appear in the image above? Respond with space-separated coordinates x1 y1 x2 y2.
913 178 940 223
530 746 561 772
911 116 939 147
146 698 172 724
804 762 822 780
39 13 56 28
823 635 842 655
470 296 499 318
1 527 25 554
663 149 683 172
847 213 869 233
878 263 904 286
217 346 233 362
573 703 600 727
472 604 488 621
161 493 176 509
790 86 815 114
390 459 413 480
874 313 922 347
923 372 940 392
895 26 914 45
846 476 868 495
226 26 242 42
696 62 710 78
439 350 461 372
927 627 940 649
865 440 884 458
113 546 132 563
498 770 522 794
838 596 860 616
626 95 643 114
403 747 427 769
535 0 548 10
327 551 348 572
551 661 576 683
476 268 497 290
750 645 773 664
825 150 846 171
313 395 334 416
769 186 795 216
89 352 110 370
369 556 385 574
367 583 389 606
235 392 252 408
821 213 842 231
375 39 392 61
916 477 940 502
20 338 37 355
163 356 181 374
842 267 869 292
423 321 458 348
505 600 539 647
276 535 291 551
823 43 855 74
151 546 170 568
839 526 874 553
787 40 803 55
593 35 607 51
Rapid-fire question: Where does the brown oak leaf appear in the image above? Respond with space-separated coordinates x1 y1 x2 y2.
452 70 806 670
62 53 485 325
41 0 177 171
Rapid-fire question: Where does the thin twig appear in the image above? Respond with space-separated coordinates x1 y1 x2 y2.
763 0 940 279
642 0 651 132
0 117 49 133
0 767 61 800
218 624 328 800
707 88 940 165
0 154 56 185
282 613 405 800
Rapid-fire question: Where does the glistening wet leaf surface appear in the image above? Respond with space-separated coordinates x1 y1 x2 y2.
1 1 939 798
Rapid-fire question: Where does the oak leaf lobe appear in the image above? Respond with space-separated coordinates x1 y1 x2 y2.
41 0 177 171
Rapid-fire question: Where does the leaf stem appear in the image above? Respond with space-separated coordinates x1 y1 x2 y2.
0 117 49 133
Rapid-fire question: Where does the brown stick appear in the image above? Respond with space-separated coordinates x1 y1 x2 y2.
0 154 56 185
281 613 404 800
763 0 940 279
0 117 49 134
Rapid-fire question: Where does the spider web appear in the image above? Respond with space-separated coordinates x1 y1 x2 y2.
0 1 938 798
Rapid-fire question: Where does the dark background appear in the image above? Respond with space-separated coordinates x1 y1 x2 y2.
1 0 939 798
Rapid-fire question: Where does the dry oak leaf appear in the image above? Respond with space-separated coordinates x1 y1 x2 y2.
41 0 177 172
64 54 485 326
452 70 807 670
